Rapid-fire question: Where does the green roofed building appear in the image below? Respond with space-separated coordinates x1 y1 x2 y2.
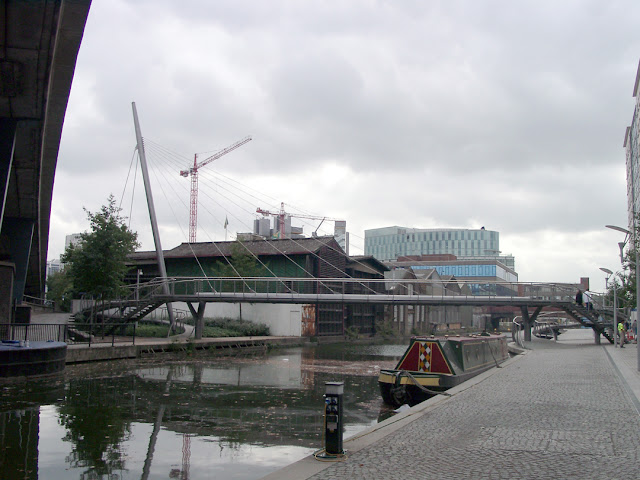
126 236 388 336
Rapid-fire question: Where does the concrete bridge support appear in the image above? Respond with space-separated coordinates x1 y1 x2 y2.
520 305 542 342
0 119 18 322
0 119 17 228
186 301 206 339
2 218 35 304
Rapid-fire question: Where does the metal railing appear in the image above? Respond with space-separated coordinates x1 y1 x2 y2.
0 323 68 342
69 323 137 347
22 295 55 311
0 323 138 347
511 318 525 349
143 277 582 302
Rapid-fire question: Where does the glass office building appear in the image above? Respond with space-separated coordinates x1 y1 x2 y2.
364 226 517 287
411 262 517 283
365 227 503 261
625 60 640 230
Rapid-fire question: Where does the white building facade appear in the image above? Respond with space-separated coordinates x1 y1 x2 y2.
625 60 640 230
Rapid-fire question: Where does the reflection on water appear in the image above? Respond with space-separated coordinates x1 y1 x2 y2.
0 342 404 479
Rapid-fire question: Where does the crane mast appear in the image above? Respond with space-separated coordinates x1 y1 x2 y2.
180 136 251 243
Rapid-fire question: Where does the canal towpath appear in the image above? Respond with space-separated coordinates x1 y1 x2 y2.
264 329 640 480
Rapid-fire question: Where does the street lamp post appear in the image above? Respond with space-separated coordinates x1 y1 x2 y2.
600 267 616 347
605 224 639 371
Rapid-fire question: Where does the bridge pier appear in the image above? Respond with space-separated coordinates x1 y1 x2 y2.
1 218 35 304
0 119 17 229
186 301 206 339
521 306 543 342
594 330 601 345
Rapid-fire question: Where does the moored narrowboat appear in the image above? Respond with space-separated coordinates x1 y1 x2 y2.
379 333 508 407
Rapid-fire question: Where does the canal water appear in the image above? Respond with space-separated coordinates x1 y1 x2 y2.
0 342 406 479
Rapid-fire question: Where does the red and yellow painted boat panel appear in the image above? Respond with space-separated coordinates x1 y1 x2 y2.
395 340 454 375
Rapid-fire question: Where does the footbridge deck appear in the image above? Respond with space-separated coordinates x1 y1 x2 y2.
76 277 620 344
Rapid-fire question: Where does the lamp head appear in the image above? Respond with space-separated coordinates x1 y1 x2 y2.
600 267 613 275
606 224 631 235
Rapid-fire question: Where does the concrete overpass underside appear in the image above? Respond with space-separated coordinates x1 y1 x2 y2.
0 0 91 317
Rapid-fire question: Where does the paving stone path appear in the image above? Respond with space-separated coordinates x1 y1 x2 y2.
309 334 640 480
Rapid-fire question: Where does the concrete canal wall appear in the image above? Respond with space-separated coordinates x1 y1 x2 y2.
65 336 308 364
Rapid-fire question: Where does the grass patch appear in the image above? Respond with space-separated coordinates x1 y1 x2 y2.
126 323 185 337
202 318 270 337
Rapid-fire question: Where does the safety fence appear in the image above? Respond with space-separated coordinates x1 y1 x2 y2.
0 323 138 347
0 323 68 342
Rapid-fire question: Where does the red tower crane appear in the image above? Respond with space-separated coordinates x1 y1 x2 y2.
180 136 252 243
256 202 343 238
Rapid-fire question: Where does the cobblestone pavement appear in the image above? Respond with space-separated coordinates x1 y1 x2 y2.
307 331 640 480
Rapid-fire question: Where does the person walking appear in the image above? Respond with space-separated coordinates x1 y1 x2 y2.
575 290 583 306
584 290 592 310
618 321 626 348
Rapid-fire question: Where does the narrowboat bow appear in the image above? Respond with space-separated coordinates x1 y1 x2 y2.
379 333 509 407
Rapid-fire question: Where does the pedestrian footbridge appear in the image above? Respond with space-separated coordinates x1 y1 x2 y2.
73 277 619 343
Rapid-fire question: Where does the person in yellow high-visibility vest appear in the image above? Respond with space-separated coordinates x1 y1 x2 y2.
617 321 626 348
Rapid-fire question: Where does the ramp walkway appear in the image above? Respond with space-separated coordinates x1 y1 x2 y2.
264 330 640 480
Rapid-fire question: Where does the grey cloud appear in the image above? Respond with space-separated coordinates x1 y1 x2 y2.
50 0 640 285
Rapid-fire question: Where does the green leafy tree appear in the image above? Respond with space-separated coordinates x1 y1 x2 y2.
61 195 139 300
606 216 640 310
218 241 268 277
46 269 73 312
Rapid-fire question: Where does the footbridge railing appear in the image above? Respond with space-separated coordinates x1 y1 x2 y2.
82 276 615 323
146 277 583 307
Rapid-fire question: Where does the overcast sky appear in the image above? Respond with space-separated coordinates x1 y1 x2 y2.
51 0 640 291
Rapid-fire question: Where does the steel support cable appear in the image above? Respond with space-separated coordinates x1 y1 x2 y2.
144 150 245 290
200 182 359 291
143 137 192 164
190 176 347 294
209 170 356 251
144 152 291 290
143 139 372 296
143 144 280 292
201 179 378 293
196 188 355 288
206 168 282 208
129 155 139 228
141 153 275 292
143 149 217 284
145 138 367 286
341 229 366 254
203 170 278 212
118 146 140 228
142 140 182 166
194 188 348 294
198 172 377 280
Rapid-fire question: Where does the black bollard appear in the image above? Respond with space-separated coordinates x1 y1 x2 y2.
324 381 344 455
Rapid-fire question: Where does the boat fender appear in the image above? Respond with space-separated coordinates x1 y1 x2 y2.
396 370 452 397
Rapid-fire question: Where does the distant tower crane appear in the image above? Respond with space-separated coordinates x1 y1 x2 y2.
256 202 343 238
180 136 252 242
